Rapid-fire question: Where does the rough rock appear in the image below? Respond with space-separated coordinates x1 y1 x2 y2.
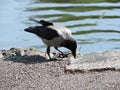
0 48 120 90
66 50 120 73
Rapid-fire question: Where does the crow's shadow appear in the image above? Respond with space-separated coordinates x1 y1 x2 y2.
3 53 67 64
3 54 49 64
2 48 71 64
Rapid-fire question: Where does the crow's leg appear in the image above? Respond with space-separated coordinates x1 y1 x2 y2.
47 46 51 59
54 47 64 55
54 47 69 58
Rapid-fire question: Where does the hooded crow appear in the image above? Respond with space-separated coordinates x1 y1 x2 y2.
24 19 77 59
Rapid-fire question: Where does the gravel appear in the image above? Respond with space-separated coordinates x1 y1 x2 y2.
0 48 120 90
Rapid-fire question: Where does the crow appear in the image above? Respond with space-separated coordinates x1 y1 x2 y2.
24 19 77 59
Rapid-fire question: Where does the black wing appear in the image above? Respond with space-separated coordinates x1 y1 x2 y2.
37 26 59 40
40 20 54 26
25 26 60 40
29 18 53 26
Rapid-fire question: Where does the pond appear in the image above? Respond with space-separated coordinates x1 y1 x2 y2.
0 0 120 53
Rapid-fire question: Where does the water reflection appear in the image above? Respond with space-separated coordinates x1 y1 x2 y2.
35 0 120 3
0 0 120 53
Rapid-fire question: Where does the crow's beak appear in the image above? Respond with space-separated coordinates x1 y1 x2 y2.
71 49 76 58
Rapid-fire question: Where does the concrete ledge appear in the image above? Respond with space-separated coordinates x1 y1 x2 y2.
66 50 120 73
0 48 120 90
0 48 120 73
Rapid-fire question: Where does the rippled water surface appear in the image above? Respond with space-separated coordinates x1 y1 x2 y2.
0 0 120 53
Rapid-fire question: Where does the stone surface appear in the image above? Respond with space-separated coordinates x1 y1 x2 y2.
0 48 120 90
66 50 120 73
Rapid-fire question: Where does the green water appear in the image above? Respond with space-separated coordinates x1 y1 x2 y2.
0 0 120 53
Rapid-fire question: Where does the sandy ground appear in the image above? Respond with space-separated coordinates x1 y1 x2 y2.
0 48 120 90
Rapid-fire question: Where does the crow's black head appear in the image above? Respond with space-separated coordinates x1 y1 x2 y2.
61 38 77 58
